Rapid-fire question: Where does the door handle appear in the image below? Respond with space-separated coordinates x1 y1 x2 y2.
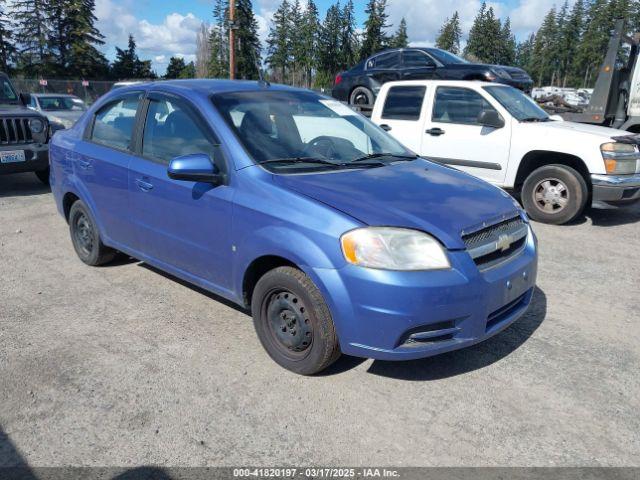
426 128 445 136
135 178 154 192
380 124 392 132
77 159 91 169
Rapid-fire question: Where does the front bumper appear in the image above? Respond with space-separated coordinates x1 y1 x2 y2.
0 143 49 175
497 78 533 93
591 173 640 203
312 227 538 361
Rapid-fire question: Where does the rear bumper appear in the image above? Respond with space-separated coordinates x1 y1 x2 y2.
591 173 640 203
312 227 538 361
0 144 49 174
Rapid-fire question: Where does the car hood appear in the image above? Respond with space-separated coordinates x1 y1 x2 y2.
533 120 627 139
273 159 520 249
0 104 41 115
44 110 83 127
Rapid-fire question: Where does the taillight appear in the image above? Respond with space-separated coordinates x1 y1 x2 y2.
334 74 343 86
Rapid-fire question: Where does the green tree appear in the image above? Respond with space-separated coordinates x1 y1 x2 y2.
435 12 462 54
498 17 516 65
464 3 503 63
267 0 292 82
65 0 109 78
317 3 342 86
340 0 360 69
289 0 304 84
515 33 535 71
234 0 262 79
0 0 16 72
390 18 409 48
208 0 229 78
530 7 559 85
179 61 196 79
572 0 612 87
111 34 155 79
299 0 320 87
165 56 187 78
14 0 51 77
559 0 585 86
360 0 390 59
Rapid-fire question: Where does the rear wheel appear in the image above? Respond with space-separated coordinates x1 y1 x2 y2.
68 200 116 266
521 164 588 224
251 266 341 375
349 86 374 106
35 167 50 185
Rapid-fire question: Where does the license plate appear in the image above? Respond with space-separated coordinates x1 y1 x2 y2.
0 150 26 164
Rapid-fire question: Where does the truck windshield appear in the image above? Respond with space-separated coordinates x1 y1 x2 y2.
484 85 549 122
0 78 19 105
212 90 413 171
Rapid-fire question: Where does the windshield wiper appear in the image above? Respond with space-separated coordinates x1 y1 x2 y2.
350 153 419 164
520 117 549 123
257 157 340 167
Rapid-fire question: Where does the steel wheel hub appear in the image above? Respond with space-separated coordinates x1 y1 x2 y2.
75 214 94 253
534 178 569 213
267 291 312 352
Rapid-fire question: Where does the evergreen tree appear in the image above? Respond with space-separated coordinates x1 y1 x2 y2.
572 0 612 87
165 56 187 79
390 18 409 48
0 0 16 72
289 0 304 84
498 17 516 65
14 0 51 77
111 34 155 79
299 0 320 87
530 7 559 85
65 0 110 78
208 0 229 78
360 0 390 59
515 33 535 71
267 0 292 82
234 0 261 79
179 61 196 79
317 3 342 86
435 12 462 54
340 0 360 69
559 0 585 86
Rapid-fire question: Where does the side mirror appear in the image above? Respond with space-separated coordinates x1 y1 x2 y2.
167 154 224 184
20 92 32 107
477 110 505 129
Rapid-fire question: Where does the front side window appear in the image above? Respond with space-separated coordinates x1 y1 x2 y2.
432 87 497 125
212 90 412 172
142 97 216 164
0 79 18 104
91 93 142 150
382 86 426 120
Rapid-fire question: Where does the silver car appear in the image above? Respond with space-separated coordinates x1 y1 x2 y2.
28 93 88 129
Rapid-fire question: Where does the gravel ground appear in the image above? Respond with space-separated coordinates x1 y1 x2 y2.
0 172 639 468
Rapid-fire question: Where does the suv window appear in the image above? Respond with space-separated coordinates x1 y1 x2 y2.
402 51 435 68
432 87 497 125
367 51 400 69
91 93 142 150
142 97 215 164
382 86 426 120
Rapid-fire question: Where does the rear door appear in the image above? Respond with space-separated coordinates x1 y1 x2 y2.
400 50 437 80
74 91 144 248
365 51 402 91
127 91 234 293
421 86 511 184
375 84 428 152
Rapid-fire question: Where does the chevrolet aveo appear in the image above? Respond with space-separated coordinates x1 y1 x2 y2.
50 80 538 375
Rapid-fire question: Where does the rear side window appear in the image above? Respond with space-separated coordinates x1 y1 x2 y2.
91 93 142 150
381 86 426 120
402 51 435 68
142 97 216 164
367 51 400 69
432 87 496 125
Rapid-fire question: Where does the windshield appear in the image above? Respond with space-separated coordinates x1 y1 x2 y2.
428 49 468 65
39 96 87 111
0 78 19 104
212 90 413 172
484 85 549 121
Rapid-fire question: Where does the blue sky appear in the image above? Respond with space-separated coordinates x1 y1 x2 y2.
95 0 554 74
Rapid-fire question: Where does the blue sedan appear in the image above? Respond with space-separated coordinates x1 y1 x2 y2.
49 80 537 375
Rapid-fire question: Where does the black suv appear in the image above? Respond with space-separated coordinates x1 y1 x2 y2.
0 72 50 184
332 47 533 106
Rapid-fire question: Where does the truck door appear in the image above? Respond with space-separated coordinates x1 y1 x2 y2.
421 86 511 184
374 84 428 152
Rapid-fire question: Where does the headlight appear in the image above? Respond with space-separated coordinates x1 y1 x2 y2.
490 68 512 80
601 142 640 175
340 227 450 271
29 118 45 134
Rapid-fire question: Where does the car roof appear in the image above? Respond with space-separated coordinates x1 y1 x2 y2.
111 79 307 98
33 93 80 98
382 79 501 88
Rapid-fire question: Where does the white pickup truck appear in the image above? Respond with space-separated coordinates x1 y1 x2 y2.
370 80 640 224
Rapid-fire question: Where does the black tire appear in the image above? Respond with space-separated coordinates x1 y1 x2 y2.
349 86 374 106
251 266 341 375
68 200 116 266
35 167 50 185
521 164 588 225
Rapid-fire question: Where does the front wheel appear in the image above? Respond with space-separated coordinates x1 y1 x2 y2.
251 266 341 375
68 200 116 266
521 164 588 224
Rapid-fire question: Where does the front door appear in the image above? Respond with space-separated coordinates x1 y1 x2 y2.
128 93 234 294
421 86 511 184
400 50 436 80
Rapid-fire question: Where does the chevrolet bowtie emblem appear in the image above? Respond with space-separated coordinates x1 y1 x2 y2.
496 234 512 252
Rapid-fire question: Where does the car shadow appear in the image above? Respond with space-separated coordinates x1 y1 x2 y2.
585 202 640 227
0 173 50 198
362 286 547 381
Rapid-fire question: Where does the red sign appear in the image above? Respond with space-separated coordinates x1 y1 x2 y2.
39 79 48 86
82 80 89 87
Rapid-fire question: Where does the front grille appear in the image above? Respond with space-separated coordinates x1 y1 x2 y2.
462 215 528 270
0 117 34 145
486 289 531 332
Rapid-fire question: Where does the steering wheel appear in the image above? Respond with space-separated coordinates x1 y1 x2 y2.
305 136 339 159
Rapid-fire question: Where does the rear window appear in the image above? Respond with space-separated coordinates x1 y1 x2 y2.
381 86 426 121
